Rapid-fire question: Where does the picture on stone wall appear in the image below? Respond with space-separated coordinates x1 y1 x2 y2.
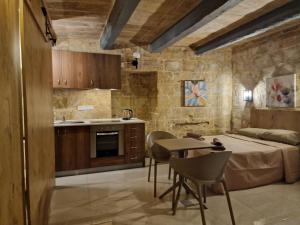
182 80 207 107
266 74 296 108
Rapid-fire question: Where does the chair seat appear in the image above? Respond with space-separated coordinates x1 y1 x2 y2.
177 171 224 186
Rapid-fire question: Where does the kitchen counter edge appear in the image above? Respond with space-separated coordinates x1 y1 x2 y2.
54 119 145 127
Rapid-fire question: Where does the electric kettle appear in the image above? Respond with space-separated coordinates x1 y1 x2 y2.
122 109 133 120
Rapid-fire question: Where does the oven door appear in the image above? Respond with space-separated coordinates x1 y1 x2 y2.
95 131 119 157
90 126 124 158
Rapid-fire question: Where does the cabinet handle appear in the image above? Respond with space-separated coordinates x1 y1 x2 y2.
57 79 61 85
64 79 67 85
90 79 94 86
130 156 138 160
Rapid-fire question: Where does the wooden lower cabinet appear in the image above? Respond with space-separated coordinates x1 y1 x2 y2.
55 126 90 171
124 123 145 164
55 123 145 172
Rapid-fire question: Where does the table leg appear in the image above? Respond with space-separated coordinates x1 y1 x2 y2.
159 181 180 199
180 182 207 209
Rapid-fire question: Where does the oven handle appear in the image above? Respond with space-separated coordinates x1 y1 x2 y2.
96 132 119 136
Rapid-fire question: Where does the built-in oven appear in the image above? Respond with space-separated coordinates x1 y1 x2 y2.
90 125 124 158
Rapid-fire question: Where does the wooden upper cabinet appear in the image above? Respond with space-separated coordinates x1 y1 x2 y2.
85 53 102 89
99 54 121 89
52 50 121 89
52 50 62 88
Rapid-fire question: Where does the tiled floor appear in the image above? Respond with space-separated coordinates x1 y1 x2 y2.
49 164 300 225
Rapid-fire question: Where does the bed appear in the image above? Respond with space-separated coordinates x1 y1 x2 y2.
190 109 300 193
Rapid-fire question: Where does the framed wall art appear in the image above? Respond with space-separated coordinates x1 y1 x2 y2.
182 80 208 107
266 74 296 108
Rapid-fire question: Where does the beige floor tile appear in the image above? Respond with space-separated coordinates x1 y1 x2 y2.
50 164 300 225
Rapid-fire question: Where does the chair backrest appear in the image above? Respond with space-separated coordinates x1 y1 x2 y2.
146 131 177 150
170 151 232 183
146 131 177 161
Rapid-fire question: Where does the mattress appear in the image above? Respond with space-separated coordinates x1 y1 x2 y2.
189 134 300 193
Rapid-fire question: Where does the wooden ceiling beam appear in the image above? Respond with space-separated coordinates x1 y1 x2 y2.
149 0 242 52
100 0 140 49
194 0 300 55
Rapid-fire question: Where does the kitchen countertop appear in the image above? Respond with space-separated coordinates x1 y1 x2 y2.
53 118 145 127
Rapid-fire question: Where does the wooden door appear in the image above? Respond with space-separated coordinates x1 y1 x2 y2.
0 0 25 224
125 123 145 164
52 50 62 88
100 54 121 89
21 2 55 224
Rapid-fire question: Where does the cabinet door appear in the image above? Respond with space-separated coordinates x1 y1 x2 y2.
52 50 62 88
61 51 80 88
75 126 90 169
85 53 101 89
52 50 121 89
55 127 76 171
125 123 145 164
99 54 121 89
55 127 90 171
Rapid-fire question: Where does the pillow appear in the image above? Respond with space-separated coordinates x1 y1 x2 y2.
237 128 269 138
260 129 300 146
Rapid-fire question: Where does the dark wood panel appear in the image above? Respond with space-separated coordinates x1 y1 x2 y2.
52 50 121 89
55 127 90 171
90 156 126 167
84 53 102 89
56 128 77 171
99 54 121 89
61 50 79 88
0 0 25 224
52 50 62 88
124 123 145 164
22 2 55 224
75 127 90 169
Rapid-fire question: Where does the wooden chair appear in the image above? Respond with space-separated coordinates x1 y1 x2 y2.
146 131 177 197
170 151 235 225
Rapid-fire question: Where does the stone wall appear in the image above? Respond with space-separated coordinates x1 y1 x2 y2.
53 38 233 136
112 47 233 137
231 25 300 129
